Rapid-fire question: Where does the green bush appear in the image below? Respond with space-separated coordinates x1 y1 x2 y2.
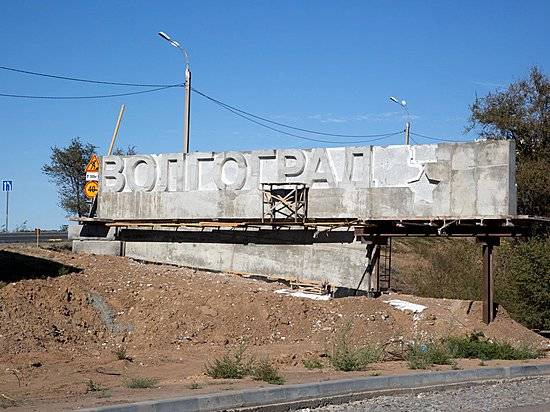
445 333 541 360
302 357 324 369
251 359 285 385
495 238 550 330
330 325 382 371
395 236 550 331
86 379 106 392
398 238 481 301
126 377 158 389
406 342 453 370
114 346 132 361
204 345 253 379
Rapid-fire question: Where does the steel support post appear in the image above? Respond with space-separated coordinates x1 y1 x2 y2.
355 236 388 297
479 237 500 324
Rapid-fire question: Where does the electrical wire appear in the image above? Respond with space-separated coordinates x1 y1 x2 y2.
0 85 181 100
1 66 441 144
411 131 464 143
197 93 403 144
192 87 403 139
0 65 182 88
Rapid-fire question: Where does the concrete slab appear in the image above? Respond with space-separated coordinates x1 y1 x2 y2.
97 141 516 221
72 240 122 256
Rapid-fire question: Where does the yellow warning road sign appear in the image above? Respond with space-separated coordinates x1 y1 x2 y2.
85 154 100 173
84 181 99 199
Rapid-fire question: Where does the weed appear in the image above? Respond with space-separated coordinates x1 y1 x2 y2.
479 360 486 366
445 333 542 360
126 377 159 389
406 341 453 370
251 359 285 385
187 382 202 390
204 345 253 379
57 266 70 276
369 371 381 376
86 380 106 392
302 357 324 370
330 325 382 371
114 347 132 361
0 394 18 408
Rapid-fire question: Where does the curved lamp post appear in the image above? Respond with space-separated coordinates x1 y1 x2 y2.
390 96 411 145
159 31 191 154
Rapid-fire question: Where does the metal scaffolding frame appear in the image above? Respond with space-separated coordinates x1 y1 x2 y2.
261 183 308 224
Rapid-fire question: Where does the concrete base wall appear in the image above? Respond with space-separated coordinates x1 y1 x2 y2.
124 241 366 289
72 239 122 256
72 237 368 290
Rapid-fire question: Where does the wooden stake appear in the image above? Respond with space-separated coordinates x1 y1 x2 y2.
107 104 125 156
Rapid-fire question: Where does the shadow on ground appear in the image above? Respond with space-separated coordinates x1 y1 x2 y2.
0 250 82 284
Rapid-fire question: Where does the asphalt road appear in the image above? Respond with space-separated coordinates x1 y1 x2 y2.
0 231 67 243
298 376 550 412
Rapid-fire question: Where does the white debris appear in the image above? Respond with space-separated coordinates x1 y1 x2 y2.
275 289 331 301
384 299 427 314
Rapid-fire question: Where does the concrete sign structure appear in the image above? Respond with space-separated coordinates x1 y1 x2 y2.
72 139 534 323
98 140 516 220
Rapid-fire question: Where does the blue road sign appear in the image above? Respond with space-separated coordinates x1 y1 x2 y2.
2 181 13 192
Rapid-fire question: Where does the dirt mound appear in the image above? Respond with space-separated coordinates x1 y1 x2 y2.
0 244 547 411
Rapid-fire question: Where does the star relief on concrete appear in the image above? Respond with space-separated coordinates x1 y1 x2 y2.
407 167 440 203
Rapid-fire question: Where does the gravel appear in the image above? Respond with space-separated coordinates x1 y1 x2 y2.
298 376 550 411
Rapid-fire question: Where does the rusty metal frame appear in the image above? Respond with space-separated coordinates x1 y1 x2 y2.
73 214 546 325
261 183 308 224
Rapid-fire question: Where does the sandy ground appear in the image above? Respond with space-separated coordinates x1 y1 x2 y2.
0 244 548 411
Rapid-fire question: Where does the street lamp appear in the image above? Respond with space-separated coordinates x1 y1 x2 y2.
158 31 191 154
389 96 411 145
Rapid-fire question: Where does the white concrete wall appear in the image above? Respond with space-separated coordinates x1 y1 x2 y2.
97 140 516 220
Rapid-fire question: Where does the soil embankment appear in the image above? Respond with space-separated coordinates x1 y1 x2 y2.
0 244 547 411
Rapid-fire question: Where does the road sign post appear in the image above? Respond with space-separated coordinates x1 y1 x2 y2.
85 155 100 216
2 180 13 232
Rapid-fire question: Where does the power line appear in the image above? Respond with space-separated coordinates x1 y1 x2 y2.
0 85 180 100
0 65 182 88
196 92 403 144
192 88 403 139
410 131 464 143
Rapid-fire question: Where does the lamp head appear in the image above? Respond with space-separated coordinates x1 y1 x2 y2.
158 31 171 41
158 31 180 48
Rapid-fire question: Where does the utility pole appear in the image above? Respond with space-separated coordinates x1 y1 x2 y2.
158 31 191 154
390 96 411 145
184 65 191 154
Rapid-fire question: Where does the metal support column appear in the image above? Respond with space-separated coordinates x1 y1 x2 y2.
355 236 388 297
479 237 500 324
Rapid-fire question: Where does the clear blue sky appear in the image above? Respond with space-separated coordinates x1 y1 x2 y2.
1 1 548 229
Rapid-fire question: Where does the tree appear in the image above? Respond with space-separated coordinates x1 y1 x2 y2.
113 145 137 156
466 66 550 216
42 138 97 216
466 67 550 330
